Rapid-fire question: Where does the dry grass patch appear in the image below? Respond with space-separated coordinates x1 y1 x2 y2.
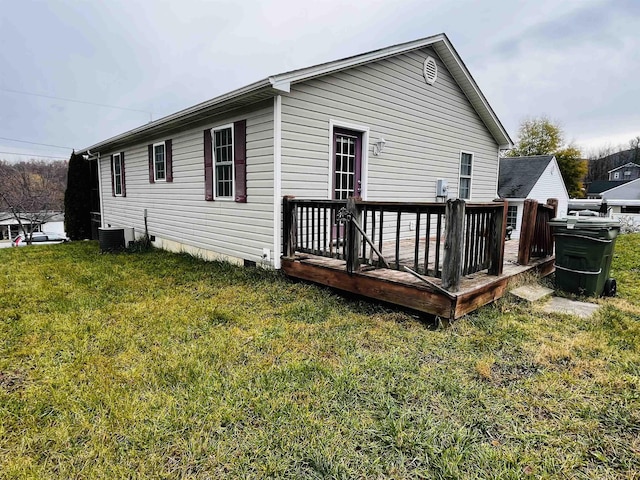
0 238 639 478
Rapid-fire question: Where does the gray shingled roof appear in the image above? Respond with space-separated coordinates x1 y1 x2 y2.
498 156 554 198
587 180 631 195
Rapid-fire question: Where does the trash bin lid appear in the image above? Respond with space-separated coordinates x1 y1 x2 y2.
550 216 620 230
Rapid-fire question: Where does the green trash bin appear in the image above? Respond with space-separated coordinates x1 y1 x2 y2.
549 216 620 297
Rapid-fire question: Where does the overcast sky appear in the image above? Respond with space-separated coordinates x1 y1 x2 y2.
1 0 638 162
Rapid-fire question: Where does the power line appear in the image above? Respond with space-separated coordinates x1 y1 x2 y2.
0 87 155 118
0 137 74 150
0 151 68 160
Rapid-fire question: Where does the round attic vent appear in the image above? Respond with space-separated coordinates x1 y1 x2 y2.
423 56 438 85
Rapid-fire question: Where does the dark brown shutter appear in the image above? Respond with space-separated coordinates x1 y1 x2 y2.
148 144 154 183
110 155 115 196
165 139 173 182
234 119 247 203
120 152 126 197
204 129 213 201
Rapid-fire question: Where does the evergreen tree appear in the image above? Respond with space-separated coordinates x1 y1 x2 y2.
64 151 92 240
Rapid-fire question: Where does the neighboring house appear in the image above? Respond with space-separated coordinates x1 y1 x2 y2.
0 212 65 240
498 155 568 239
599 178 640 214
40 212 66 235
571 178 640 214
587 180 632 199
569 179 640 230
77 33 512 268
608 162 640 181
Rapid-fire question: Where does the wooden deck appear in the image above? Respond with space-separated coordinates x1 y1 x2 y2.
282 238 554 320
281 197 558 320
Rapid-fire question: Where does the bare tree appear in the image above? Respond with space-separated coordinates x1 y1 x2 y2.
0 159 68 243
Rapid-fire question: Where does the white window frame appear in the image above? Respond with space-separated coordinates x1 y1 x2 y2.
458 151 473 200
328 119 369 200
153 141 166 182
506 205 518 229
113 153 123 196
211 123 235 201
613 171 620 180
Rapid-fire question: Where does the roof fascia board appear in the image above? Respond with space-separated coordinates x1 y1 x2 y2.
79 33 513 153
269 34 446 85
269 33 512 148
78 79 273 154
607 162 640 173
434 36 513 148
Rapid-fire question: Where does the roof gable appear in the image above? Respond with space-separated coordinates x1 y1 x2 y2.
608 162 640 173
498 155 554 198
600 177 640 198
79 33 512 154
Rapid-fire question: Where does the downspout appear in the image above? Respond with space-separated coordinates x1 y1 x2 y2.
273 95 282 269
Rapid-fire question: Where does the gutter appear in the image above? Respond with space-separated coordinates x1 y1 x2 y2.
77 78 276 155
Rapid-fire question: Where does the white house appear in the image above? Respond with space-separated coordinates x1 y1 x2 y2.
0 212 65 240
77 33 512 268
498 155 569 239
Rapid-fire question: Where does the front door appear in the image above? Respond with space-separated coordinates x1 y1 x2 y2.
332 128 362 200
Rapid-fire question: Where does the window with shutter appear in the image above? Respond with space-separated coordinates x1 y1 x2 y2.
213 124 234 199
150 140 173 183
204 120 247 202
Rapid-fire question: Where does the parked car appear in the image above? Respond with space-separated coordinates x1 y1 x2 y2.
567 210 599 217
11 232 69 246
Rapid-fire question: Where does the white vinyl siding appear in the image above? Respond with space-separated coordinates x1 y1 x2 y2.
99 101 274 264
528 159 569 219
280 46 500 201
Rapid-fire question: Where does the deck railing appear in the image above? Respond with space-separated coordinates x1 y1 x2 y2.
283 197 508 292
517 198 558 265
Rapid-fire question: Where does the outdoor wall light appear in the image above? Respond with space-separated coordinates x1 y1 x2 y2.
373 138 386 156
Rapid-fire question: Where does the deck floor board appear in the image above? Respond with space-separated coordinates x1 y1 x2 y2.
283 237 554 319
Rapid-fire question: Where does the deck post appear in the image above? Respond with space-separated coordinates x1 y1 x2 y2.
282 196 296 258
518 199 538 265
442 198 465 292
346 197 361 273
488 200 507 275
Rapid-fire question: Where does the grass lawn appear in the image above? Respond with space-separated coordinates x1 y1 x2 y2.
1 236 639 479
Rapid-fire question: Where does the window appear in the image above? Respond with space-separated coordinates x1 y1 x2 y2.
507 205 518 229
213 125 234 199
154 142 166 181
148 140 172 183
203 120 246 202
613 172 620 179
624 170 631 176
113 153 123 196
459 152 473 199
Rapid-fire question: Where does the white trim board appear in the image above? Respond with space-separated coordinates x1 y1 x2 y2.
273 95 282 269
